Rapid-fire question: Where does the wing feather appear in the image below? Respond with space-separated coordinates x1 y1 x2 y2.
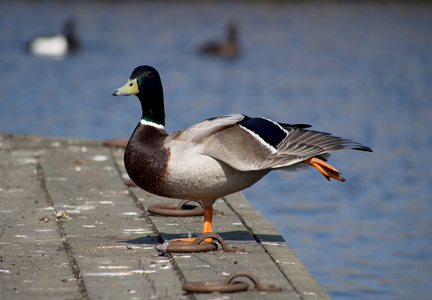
166 114 244 144
167 115 371 172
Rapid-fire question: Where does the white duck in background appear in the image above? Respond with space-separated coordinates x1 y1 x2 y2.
27 20 80 57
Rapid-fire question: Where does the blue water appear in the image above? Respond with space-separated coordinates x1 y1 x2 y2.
1 1 431 299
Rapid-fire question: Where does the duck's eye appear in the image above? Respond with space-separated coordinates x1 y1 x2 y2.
147 71 153 78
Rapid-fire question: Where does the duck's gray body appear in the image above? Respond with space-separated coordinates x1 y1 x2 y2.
125 118 269 207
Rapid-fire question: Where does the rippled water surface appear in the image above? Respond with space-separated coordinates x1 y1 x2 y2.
1 1 431 299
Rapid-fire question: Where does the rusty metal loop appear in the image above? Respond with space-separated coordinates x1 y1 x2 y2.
147 201 224 217
147 200 204 216
182 280 248 293
156 232 245 253
224 271 283 292
159 239 217 253
102 138 129 148
182 271 282 293
194 232 246 253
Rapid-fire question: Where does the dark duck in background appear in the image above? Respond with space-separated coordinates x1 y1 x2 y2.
198 22 240 57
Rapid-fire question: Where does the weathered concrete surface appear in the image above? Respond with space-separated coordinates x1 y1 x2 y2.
0 133 331 300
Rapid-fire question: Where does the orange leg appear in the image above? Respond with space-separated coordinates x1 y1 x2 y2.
203 206 213 233
304 157 346 182
172 205 213 242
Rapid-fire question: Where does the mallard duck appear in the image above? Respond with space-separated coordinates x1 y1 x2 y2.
112 65 372 238
27 20 80 56
198 22 240 57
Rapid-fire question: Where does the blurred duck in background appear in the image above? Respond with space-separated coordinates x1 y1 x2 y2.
27 19 80 56
198 22 240 57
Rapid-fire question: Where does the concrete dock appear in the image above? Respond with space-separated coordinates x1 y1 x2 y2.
0 133 331 300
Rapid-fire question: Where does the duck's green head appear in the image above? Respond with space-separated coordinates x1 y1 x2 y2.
112 65 165 126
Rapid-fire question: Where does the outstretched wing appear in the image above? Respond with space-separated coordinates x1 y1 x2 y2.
169 114 371 171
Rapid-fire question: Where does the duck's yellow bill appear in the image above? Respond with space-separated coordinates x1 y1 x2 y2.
112 78 138 96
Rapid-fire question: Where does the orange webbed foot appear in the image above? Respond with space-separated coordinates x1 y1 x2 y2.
304 157 346 182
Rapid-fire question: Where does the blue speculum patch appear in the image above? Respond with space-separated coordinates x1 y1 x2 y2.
239 117 287 148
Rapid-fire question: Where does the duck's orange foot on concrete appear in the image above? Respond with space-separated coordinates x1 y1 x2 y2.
172 206 213 242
